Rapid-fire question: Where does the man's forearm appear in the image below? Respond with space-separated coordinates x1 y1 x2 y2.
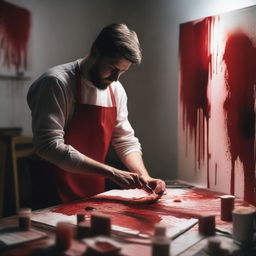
80 153 149 190
79 154 115 178
121 151 150 178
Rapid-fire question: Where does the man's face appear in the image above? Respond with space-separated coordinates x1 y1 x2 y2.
89 55 132 90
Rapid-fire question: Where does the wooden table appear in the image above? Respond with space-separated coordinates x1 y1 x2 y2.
0 184 255 255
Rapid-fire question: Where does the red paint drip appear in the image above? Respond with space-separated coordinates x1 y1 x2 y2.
214 163 217 186
0 1 31 71
223 31 256 205
179 17 214 186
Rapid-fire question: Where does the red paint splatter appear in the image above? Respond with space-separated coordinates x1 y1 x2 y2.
0 1 31 71
223 31 256 205
179 17 214 187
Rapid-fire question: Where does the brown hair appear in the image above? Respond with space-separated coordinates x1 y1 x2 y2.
91 24 142 64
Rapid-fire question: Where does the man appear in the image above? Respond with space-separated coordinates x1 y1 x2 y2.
27 23 166 203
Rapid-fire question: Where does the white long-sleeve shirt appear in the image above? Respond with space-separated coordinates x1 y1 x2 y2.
27 59 142 172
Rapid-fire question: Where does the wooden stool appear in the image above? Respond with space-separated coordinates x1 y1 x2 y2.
10 136 34 212
0 128 22 217
0 137 8 217
0 134 34 216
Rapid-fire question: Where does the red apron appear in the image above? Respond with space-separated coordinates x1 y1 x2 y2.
54 65 117 203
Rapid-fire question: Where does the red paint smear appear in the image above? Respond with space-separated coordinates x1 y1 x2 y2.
52 188 249 234
53 200 161 234
179 17 213 186
0 1 31 71
223 31 256 205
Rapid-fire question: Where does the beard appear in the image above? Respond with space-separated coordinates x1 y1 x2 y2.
89 62 111 90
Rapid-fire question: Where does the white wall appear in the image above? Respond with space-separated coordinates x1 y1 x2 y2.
1 0 256 180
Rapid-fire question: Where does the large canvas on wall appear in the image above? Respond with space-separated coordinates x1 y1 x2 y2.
178 6 256 205
0 1 31 77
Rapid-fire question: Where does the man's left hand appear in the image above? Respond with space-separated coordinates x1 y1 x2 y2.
142 176 166 195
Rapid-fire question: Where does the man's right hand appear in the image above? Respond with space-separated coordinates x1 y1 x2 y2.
110 168 147 190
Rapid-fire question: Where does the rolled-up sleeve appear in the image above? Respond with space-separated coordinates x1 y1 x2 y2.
27 75 85 172
111 86 142 159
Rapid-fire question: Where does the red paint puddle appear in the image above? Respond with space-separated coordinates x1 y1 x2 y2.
223 31 256 205
179 17 214 187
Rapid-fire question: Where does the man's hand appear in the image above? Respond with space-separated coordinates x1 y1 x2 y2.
141 176 166 195
110 168 166 196
119 152 166 195
110 168 146 189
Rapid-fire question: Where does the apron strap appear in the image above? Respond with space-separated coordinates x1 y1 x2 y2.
75 64 83 104
109 85 117 107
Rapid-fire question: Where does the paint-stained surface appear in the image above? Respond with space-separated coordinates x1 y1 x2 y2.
30 188 249 236
33 187 249 255
178 6 256 205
